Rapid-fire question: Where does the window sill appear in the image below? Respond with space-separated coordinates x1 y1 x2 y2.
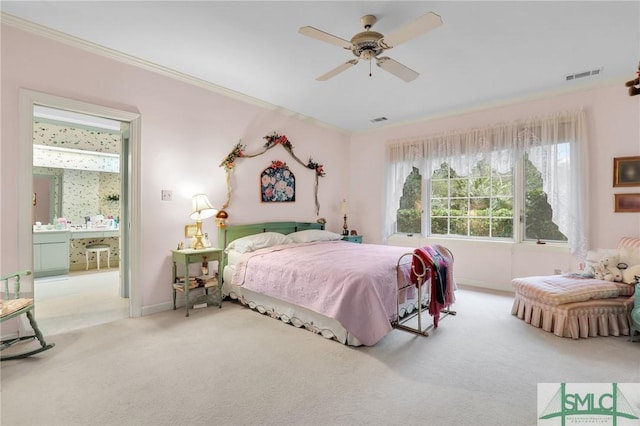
388 234 570 253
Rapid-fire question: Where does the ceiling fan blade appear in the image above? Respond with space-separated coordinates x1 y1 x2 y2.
379 12 443 49
298 26 352 50
316 59 359 81
376 57 419 82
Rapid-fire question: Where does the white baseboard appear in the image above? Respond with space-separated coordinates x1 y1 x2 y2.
456 279 514 293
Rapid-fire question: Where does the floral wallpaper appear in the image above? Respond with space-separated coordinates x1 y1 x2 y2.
33 121 121 225
34 120 120 153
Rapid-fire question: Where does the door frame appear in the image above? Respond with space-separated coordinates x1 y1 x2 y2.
19 89 142 317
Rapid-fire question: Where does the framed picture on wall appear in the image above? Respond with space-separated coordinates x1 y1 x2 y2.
261 160 295 202
613 156 640 187
614 193 640 212
184 224 198 237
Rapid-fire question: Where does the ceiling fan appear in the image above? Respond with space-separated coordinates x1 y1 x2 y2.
298 12 443 82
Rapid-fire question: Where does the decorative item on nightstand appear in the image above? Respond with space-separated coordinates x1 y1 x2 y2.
340 199 349 235
215 210 229 228
190 194 217 250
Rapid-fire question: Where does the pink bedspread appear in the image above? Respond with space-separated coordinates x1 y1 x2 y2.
232 241 411 345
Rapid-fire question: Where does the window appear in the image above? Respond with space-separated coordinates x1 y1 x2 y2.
430 158 514 239
385 110 585 254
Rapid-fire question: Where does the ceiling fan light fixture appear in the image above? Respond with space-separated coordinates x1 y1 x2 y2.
299 11 443 82
350 31 384 59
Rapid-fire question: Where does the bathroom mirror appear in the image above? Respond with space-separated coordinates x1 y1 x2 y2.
33 170 62 225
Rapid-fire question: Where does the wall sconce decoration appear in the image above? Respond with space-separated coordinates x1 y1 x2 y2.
219 132 326 215
190 194 217 250
340 199 349 235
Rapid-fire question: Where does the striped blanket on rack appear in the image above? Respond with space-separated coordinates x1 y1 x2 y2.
411 245 456 327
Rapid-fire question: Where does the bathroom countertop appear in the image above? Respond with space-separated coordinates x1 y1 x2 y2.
33 228 119 236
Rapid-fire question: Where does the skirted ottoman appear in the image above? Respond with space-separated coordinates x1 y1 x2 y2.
511 274 632 339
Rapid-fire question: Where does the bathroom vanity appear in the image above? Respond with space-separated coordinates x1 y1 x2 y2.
33 230 70 278
33 227 120 276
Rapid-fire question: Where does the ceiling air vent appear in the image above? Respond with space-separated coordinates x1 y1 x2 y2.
370 116 388 123
565 68 602 81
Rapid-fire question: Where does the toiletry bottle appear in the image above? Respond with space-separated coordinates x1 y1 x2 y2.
203 233 211 248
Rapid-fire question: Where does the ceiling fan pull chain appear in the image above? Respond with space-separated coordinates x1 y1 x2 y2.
369 59 372 77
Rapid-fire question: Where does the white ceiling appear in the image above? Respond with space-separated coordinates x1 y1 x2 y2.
3 1 639 132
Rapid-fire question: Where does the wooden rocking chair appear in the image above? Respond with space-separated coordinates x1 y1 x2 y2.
1 270 54 360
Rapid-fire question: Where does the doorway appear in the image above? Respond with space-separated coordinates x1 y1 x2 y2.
18 90 142 336
32 106 128 334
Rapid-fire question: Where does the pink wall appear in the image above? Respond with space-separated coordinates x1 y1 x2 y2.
1 24 349 310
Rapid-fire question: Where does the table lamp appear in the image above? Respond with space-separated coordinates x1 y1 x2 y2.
190 194 217 249
340 199 349 235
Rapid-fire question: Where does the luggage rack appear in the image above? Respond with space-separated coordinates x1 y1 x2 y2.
393 249 456 337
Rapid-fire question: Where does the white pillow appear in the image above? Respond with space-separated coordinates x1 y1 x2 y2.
619 246 640 267
288 229 343 243
622 264 640 284
227 232 292 254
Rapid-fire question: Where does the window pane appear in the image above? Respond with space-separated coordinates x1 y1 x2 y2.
431 180 448 198
492 219 513 238
524 156 567 242
470 197 490 214
397 167 422 233
470 218 490 236
450 198 468 216
431 217 448 234
450 218 468 235
491 173 513 196
450 179 468 197
491 198 513 217
431 198 449 216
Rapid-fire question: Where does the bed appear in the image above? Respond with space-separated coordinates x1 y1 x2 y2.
217 221 455 346
511 237 640 339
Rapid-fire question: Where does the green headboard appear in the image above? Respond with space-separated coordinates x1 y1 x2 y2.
217 221 325 273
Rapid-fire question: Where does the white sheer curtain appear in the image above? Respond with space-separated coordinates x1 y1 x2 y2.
383 142 424 240
384 109 588 256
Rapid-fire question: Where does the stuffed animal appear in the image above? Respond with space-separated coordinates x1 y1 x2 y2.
624 61 640 96
594 254 622 282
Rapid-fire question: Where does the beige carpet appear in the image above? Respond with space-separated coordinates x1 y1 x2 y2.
34 269 129 336
1 286 638 426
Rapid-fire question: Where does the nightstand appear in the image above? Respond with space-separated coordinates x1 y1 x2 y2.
342 235 363 243
171 247 224 317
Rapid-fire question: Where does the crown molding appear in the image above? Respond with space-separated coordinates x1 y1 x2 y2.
1 12 350 135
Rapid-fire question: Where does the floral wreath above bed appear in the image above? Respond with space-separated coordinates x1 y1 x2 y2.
220 132 326 214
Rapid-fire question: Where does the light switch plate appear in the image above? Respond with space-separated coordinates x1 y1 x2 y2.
161 190 173 201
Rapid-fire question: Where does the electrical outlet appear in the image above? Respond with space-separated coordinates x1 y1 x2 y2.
161 190 173 201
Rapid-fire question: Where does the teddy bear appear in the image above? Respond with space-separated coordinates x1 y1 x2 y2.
594 254 622 282
624 61 640 96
